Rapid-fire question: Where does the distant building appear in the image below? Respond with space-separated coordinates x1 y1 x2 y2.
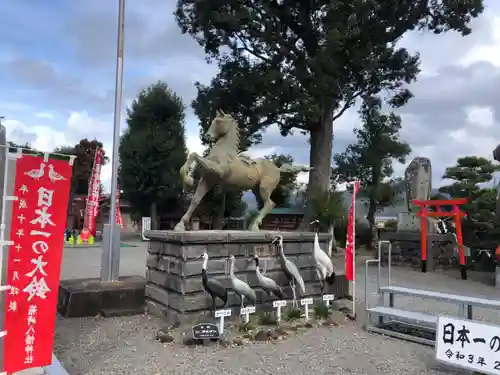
261 208 304 231
67 194 136 233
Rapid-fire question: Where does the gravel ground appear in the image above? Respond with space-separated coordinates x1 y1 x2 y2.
54 314 470 375
53 261 495 375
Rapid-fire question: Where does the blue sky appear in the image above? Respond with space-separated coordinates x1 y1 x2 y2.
1 1 500 193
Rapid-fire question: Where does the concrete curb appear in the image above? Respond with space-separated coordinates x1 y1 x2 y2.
43 354 69 375
13 354 68 375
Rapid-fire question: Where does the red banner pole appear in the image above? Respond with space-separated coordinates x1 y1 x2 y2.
453 205 467 280
82 147 99 231
420 207 427 273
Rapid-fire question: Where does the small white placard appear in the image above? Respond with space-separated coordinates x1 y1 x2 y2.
141 217 151 241
300 298 313 305
273 300 287 308
322 294 335 302
240 306 256 315
436 316 500 374
214 309 231 318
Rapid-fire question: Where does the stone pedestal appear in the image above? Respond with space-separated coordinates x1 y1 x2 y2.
57 276 146 318
145 230 349 323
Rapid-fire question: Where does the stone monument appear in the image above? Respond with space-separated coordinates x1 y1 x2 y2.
144 110 349 323
174 109 311 232
397 156 433 231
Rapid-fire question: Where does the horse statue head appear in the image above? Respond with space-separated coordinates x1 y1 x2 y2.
205 109 240 150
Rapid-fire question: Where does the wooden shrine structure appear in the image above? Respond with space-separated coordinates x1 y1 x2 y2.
413 198 468 280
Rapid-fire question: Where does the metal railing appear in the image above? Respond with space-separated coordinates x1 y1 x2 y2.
364 240 393 324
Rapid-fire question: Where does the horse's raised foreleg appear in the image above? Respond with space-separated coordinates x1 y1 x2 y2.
174 178 213 232
194 155 229 179
180 153 198 187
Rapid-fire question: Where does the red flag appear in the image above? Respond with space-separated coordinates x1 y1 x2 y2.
3 154 73 373
345 180 360 281
115 188 123 229
83 148 105 237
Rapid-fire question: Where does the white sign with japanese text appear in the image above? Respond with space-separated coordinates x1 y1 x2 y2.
436 316 500 374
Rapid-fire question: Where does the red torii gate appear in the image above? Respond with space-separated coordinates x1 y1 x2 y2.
413 198 468 280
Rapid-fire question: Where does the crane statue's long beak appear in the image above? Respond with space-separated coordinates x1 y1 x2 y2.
271 236 283 245
309 220 320 225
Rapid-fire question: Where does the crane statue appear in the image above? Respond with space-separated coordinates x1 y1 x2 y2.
273 235 305 307
249 254 284 301
228 254 256 309
200 252 228 312
310 220 336 296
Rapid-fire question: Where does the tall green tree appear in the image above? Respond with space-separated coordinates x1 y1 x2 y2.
334 96 411 247
119 81 188 227
8 141 32 151
55 139 108 226
439 156 500 218
192 61 273 150
54 138 108 196
255 153 298 209
176 0 483 226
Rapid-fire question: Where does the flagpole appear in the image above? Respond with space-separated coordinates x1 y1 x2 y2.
103 0 125 282
351 180 357 319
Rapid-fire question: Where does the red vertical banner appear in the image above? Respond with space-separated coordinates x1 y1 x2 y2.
345 180 360 281
115 189 123 229
83 148 104 237
3 154 72 373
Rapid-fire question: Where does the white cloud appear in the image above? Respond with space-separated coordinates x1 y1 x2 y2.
3 119 71 151
3 111 117 191
67 110 110 138
185 132 205 156
100 159 112 192
2 111 218 194
465 105 495 128
35 112 54 120
460 16 500 67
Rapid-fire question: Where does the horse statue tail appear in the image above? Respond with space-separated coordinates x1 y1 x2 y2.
278 163 314 173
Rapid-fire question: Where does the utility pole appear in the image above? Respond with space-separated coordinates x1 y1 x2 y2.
101 0 125 282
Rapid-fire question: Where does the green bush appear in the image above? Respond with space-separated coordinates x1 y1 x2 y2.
355 221 372 247
384 219 398 230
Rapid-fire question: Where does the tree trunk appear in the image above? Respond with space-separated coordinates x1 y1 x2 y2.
150 202 158 230
66 185 76 230
328 223 336 256
367 198 378 249
212 192 226 229
299 104 334 229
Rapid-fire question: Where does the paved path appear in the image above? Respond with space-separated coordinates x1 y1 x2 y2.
60 242 148 280
55 246 490 374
